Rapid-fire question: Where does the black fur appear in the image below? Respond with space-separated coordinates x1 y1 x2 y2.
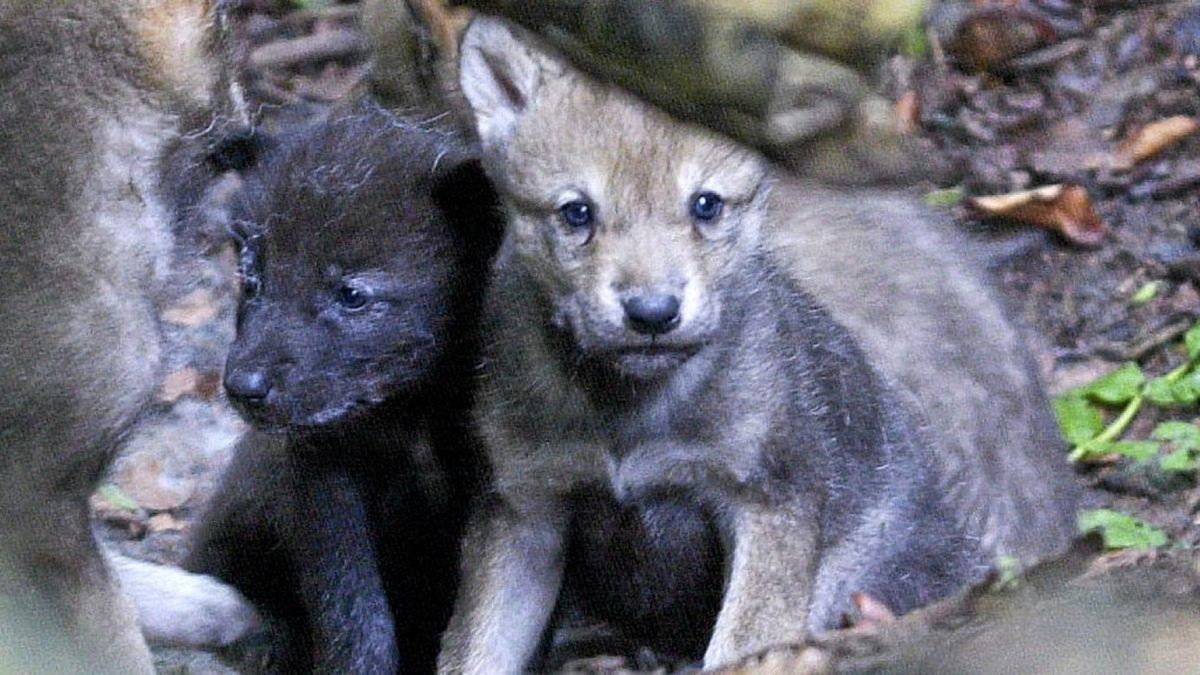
184 102 499 673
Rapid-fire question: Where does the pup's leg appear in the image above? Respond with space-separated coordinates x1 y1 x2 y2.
108 552 261 649
438 495 566 675
290 465 398 674
703 500 819 670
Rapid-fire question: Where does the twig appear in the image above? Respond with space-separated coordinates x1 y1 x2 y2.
249 29 363 71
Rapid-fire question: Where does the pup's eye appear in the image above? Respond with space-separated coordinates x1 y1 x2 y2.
337 285 370 311
690 191 724 221
559 200 594 230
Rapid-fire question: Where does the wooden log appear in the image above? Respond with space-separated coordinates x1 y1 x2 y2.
453 0 925 183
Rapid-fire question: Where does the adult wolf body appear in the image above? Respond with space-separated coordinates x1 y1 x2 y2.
438 18 985 672
185 103 499 673
0 1 256 671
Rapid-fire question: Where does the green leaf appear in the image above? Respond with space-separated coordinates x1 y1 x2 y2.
1053 394 1105 445
1076 509 1168 550
901 22 929 59
1160 448 1197 473
1144 376 1178 405
96 484 139 513
1145 373 1200 406
1100 441 1161 461
990 555 1022 591
1080 363 1145 404
1129 281 1160 306
1186 321 1200 360
1152 421 1200 450
1175 371 1200 404
922 186 964 208
1071 440 1159 463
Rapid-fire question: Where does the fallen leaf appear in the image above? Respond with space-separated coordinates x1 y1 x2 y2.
158 368 200 403
147 512 185 533
157 368 223 403
1085 547 1158 577
89 493 147 534
894 90 919 133
95 483 139 512
1114 115 1199 169
949 7 1055 73
114 454 195 512
716 646 829 675
161 288 218 327
850 592 897 631
969 184 1105 247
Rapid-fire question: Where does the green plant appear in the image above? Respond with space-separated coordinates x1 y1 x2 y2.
1076 508 1167 550
1055 320 1200 469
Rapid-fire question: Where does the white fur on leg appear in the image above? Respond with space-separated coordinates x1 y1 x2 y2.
107 552 261 648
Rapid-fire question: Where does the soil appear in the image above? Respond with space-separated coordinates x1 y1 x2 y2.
93 1 1200 672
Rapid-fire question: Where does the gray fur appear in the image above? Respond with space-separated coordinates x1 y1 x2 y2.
0 1 249 671
766 186 1079 564
440 18 986 672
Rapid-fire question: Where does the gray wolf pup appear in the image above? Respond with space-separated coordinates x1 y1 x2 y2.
437 18 986 672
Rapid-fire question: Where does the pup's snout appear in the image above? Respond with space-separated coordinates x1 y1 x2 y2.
622 294 681 336
224 367 271 406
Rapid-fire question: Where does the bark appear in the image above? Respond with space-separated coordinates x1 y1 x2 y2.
452 0 928 183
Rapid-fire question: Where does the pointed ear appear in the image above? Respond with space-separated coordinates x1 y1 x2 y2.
458 16 553 147
433 157 504 269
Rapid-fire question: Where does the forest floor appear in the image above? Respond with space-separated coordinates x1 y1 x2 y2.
92 1 1200 673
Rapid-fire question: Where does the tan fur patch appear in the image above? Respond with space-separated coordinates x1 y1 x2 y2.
133 0 217 106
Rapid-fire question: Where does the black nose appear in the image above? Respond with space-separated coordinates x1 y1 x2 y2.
224 368 270 405
622 294 681 335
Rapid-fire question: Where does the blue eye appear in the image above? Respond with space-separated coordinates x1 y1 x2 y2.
559 200 594 230
337 284 369 310
691 191 724 221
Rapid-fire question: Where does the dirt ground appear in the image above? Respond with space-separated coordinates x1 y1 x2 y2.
91 1 1200 672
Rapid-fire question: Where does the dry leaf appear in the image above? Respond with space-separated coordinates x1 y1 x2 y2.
1113 115 1199 169
894 90 919 133
158 368 200 403
147 512 185 534
950 8 1055 72
114 454 196 512
158 368 223 403
850 591 898 631
969 184 1105 247
89 494 147 537
716 646 830 675
161 288 218 327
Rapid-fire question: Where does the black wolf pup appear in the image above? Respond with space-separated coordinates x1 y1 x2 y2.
185 102 499 673
438 18 987 673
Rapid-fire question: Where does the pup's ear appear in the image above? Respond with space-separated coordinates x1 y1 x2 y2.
433 156 503 268
458 16 554 148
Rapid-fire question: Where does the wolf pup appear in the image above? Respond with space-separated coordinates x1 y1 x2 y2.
766 186 1079 565
184 102 499 673
0 1 262 671
438 18 985 672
